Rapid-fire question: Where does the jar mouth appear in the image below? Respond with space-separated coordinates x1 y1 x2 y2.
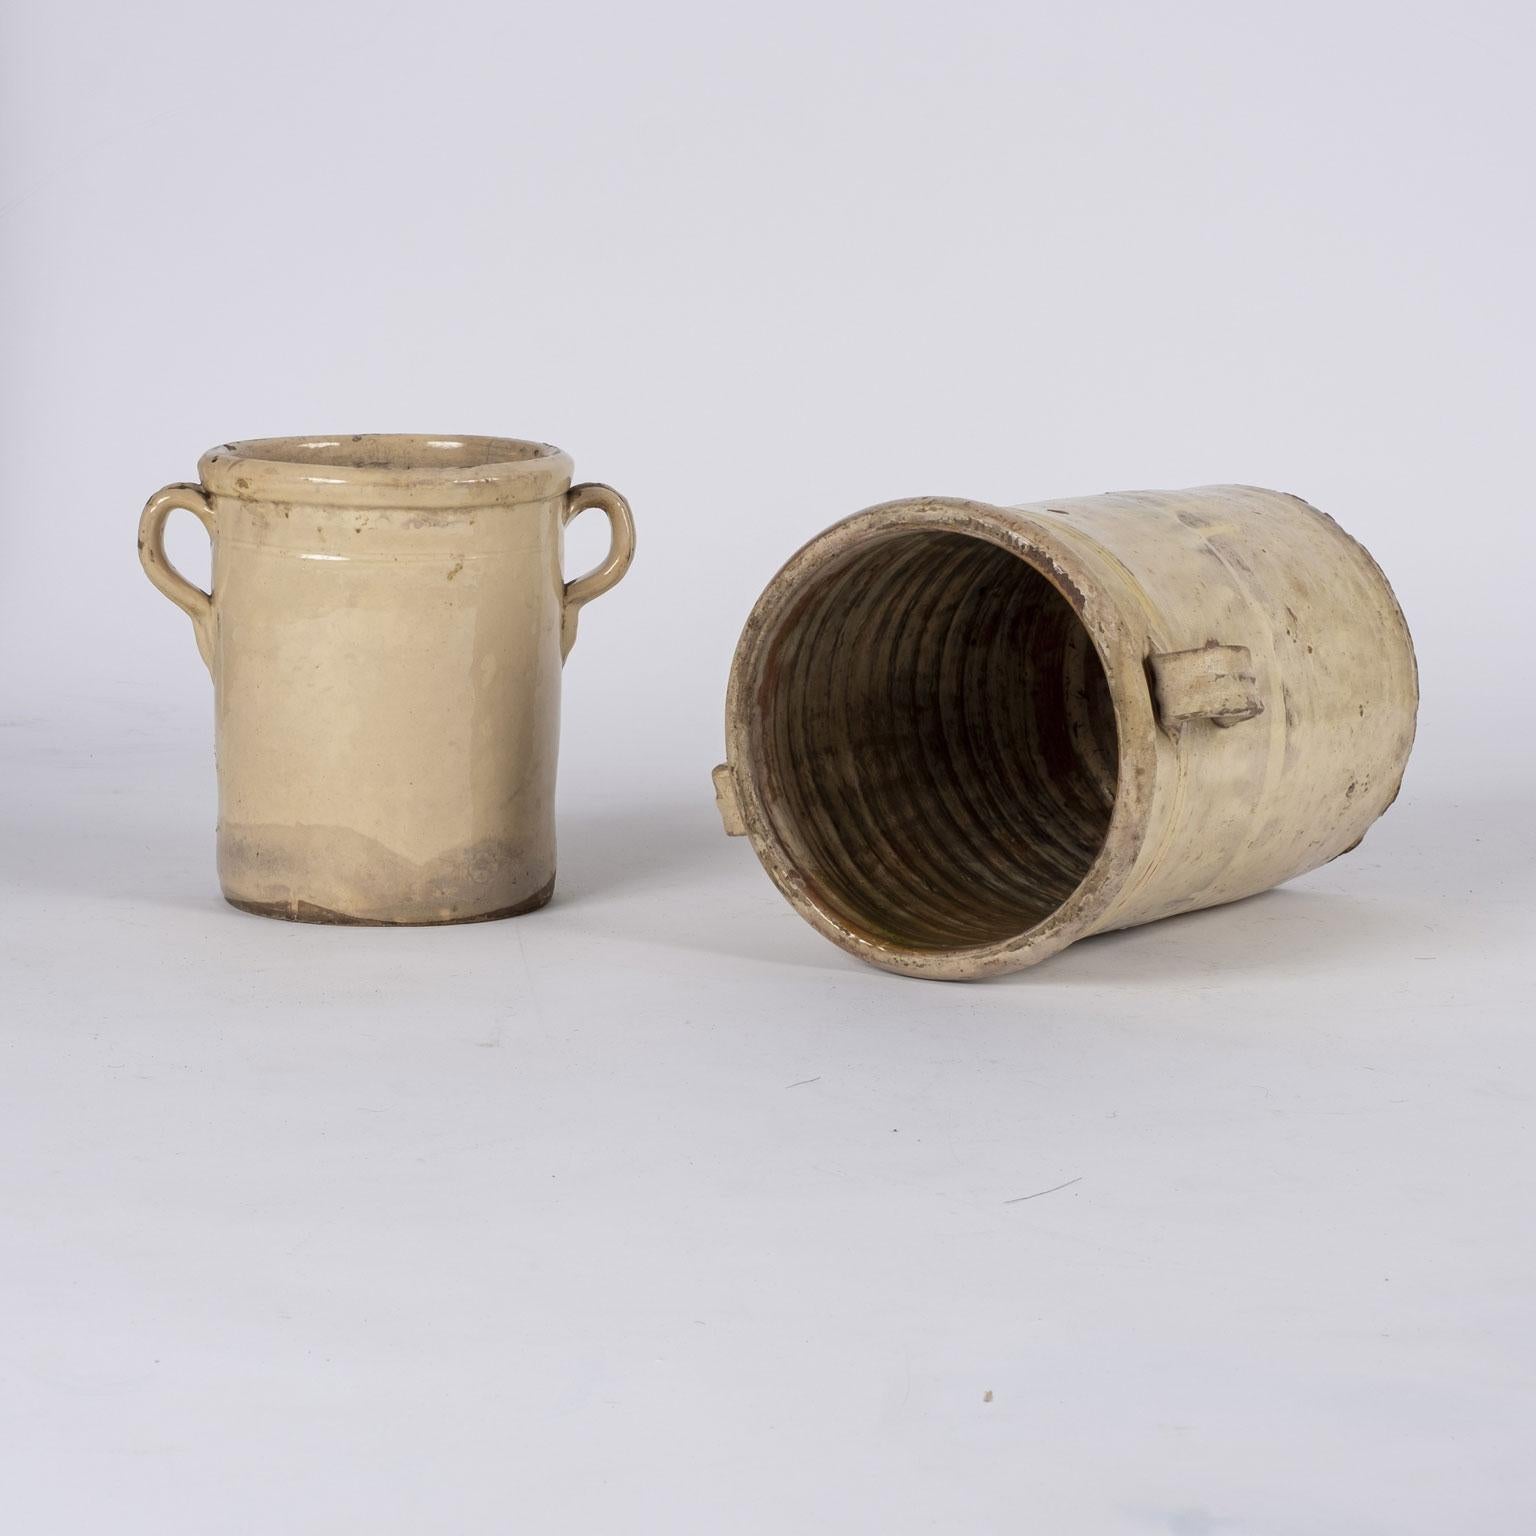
199 434 574 508
724 498 1157 979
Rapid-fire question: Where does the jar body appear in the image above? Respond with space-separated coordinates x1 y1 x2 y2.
211 489 565 924
1036 484 1416 932
717 486 1417 978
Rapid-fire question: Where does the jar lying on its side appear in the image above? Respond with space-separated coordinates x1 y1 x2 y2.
713 485 1417 980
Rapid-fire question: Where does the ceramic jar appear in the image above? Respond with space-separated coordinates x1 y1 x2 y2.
714 485 1416 979
138 434 634 924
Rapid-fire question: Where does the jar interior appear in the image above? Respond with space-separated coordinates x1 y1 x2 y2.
752 530 1119 953
220 435 557 472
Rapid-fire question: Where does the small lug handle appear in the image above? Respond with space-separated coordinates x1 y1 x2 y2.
1149 643 1264 731
712 763 748 836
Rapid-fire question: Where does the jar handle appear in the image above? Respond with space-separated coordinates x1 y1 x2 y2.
712 763 748 836
561 483 635 659
138 482 217 674
1149 643 1264 731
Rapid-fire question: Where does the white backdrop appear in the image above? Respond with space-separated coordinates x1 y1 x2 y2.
3 3 1533 1532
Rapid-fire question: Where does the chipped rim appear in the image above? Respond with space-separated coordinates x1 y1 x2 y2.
199 434 575 508
722 496 1160 981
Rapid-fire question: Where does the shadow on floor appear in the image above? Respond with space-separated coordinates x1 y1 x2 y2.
6 731 1529 990
553 780 1531 988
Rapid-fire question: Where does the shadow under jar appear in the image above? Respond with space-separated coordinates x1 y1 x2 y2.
714 488 1417 979
138 434 634 924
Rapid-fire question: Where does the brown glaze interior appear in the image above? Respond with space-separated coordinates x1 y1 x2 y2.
753 530 1119 952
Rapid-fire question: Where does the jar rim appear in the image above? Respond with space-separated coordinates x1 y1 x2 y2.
721 496 1160 980
199 434 575 508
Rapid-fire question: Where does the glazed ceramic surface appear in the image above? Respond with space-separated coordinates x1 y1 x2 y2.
139 435 634 923
715 486 1416 979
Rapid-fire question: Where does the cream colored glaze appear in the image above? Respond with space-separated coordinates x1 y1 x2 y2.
138 435 634 924
715 486 1417 979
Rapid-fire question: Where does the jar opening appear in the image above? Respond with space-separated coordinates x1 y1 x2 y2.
198 435 574 509
752 529 1118 953
214 434 559 474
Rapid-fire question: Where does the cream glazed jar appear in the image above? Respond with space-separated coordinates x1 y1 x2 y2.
138 434 635 924
713 485 1416 979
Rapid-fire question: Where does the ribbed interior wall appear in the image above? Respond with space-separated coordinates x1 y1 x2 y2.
754 531 1119 952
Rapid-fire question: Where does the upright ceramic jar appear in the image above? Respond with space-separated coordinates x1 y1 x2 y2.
139 434 634 924
714 485 1416 978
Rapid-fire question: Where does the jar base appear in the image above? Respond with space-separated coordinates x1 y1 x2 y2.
223 874 556 926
